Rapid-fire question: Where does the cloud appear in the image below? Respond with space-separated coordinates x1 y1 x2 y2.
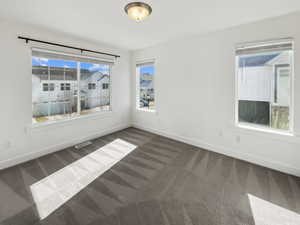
39 57 48 62
88 64 109 72
32 57 49 66
88 64 101 71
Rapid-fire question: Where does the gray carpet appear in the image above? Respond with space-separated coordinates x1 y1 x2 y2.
0 127 299 225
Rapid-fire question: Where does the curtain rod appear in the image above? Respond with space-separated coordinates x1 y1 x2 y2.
18 36 120 58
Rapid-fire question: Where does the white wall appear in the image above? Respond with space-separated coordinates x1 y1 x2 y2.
0 20 131 169
131 12 300 177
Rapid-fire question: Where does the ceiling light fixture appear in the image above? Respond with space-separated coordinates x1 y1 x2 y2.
124 2 152 21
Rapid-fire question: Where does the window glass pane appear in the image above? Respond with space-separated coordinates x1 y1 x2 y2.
66 83 71 91
32 57 77 124
80 62 110 115
137 63 155 110
102 83 109 89
237 47 292 131
32 51 113 124
43 83 49 91
271 66 290 130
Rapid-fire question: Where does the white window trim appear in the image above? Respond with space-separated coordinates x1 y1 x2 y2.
30 110 114 132
31 48 113 126
234 40 294 136
31 47 115 64
135 59 156 113
237 122 294 136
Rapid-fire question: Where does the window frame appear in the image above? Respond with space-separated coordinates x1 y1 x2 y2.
43 83 49 92
42 83 55 92
135 60 156 113
60 83 65 91
31 48 114 126
102 83 109 89
65 83 71 91
88 83 96 90
234 39 294 135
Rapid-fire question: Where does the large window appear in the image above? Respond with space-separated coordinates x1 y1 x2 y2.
136 61 155 111
32 49 112 124
236 40 293 132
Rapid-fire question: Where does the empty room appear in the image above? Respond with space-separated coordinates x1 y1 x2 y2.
0 1 300 225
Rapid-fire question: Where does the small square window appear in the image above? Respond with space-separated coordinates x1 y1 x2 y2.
102 83 109 89
66 83 71 91
43 83 49 91
43 83 54 91
88 83 96 90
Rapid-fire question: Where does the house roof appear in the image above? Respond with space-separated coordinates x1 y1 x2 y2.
238 53 279 67
81 71 109 81
97 74 109 82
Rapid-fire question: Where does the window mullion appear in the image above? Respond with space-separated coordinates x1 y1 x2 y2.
47 65 50 117
77 62 81 115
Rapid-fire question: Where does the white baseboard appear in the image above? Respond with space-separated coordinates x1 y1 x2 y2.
0 123 130 170
132 123 300 177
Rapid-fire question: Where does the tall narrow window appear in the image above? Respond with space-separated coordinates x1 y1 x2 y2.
236 39 293 132
136 61 155 111
32 49 113 124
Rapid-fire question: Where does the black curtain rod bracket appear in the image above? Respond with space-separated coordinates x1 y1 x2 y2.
18 36 120 58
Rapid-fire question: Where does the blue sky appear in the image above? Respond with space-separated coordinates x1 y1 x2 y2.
80 62 109 72
32 57 109 72
140 65 154 75
33 57 153 75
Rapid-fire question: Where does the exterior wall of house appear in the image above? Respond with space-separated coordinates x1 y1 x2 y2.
238 66 273 102
32 70 110 117
81 72 110 109
32 77 78 117
238 52 291 107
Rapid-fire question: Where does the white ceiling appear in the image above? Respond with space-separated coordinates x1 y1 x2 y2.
1 0 300 50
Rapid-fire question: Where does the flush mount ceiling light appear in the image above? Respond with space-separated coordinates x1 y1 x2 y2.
124 2 152 21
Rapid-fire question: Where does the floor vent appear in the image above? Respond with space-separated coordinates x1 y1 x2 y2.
74 141 92 149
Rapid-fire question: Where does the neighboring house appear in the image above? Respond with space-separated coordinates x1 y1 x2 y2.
80 71 110 110
32 66 110 117
140 73 154 100
238 52 290 106
237 51 291 127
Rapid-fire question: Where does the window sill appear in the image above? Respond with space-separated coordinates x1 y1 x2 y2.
237 123 293 136
233 122 300 144
28 110 114 133
136 108 157 114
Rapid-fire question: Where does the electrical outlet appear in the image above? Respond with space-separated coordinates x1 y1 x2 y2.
219 130 223 137
236 135 240 143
